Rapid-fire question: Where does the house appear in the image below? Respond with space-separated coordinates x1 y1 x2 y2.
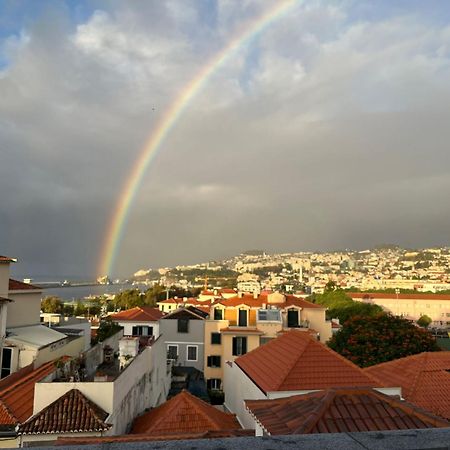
131 390 241 437
157 297 214 314
55 390 251 445
223 329 392 428
204 292 332 393
349 292 450 328
0 359 59 447
245 387 450 436
364 351 450 420
0 255 84 377
17 389 111 447
160 306 207 371
110 306 164 338
31 334 171 438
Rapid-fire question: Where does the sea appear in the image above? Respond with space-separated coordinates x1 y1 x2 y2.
42 283 147 302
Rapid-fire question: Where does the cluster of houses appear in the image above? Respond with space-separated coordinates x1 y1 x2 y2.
0 254 450 447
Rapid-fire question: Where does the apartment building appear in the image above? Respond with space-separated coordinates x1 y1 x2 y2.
349 292 450 327
203 292 332 392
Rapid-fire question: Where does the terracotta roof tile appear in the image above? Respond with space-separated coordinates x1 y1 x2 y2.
365 352 450 419
18 389 110 434
110 306 164 322
9 279 41 291
245 388 450 435
161 307 207 320
0 361 57 424
235 330 381 393
0 256 15 263
131 390 241 436
217 294 324 309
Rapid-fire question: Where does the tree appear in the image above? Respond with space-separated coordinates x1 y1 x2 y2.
309 289 383 323
417 315 432 328
324 280 337 292
328 314 440 367
95 317 122 343
74 300 87 316
41 296 63 313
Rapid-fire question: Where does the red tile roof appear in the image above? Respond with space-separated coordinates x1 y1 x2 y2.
110 306 164 322
350 292 450 301
18 389 110 435
0 256 15 263
217 294 323 309
364 352 450 419
245 388 450 435
235 330 382 393
131 390 241 436
8 278 41 291
0 361 57 425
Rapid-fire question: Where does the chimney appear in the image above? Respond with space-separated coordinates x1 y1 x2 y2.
253 291 258 299
183 297 188 302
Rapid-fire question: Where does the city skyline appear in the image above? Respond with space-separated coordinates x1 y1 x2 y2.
2 1 450 277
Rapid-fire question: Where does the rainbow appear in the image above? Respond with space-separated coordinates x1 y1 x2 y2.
98 0 299 277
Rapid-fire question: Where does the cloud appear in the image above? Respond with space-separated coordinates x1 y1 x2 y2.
1 1 450 277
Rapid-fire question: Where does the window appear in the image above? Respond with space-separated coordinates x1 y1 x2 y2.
287 309 299 327
257 309 281 322
207 378 221 390
178 319 189 333
211 332 221 344
238 309 248 327
167 345 178 360
232 337 247 356
207 355 221 367
132 325 153 336
187 345 198 361
1 348 12 379
214 308 223 320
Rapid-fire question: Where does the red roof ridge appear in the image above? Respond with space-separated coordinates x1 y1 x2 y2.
18 389 110 434
245 387 450 435
9 278 41 291
131 390 240 435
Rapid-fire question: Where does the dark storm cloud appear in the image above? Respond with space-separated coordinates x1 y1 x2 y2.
1 1 450 277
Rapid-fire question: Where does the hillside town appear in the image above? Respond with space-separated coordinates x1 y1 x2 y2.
132 246 450 294
1 252 449 448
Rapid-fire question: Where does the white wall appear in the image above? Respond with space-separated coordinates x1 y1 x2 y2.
7 292 41 327
0 265 10 297
118 321 160 338
57 321 91 351
33 336 170 435
223 361 266 429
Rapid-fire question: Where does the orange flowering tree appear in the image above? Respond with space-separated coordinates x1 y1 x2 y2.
328 313 440 367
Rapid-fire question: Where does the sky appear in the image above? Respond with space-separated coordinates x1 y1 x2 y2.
1 0 450 279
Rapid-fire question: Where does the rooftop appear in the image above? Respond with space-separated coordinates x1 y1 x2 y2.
0 360 57 425
9 278 41 291
110 306 164 322
18 389 110 435
349 292 450 301
364 351 450 419
131 390 241 437
245 387 450 435
0 255 16 264
235 330 382 393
